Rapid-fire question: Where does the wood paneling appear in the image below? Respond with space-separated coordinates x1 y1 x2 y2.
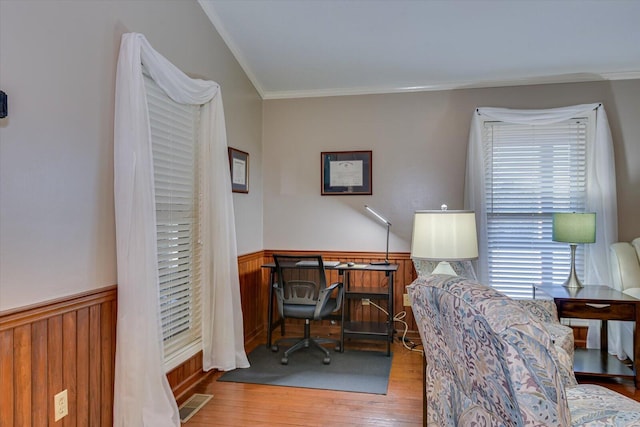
238 251 268 343
0 285 116 426
0 250 416 424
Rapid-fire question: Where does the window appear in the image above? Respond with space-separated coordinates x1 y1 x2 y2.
145 74 202 368
482 113 594 298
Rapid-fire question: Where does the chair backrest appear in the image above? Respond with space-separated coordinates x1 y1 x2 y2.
408 274 570 426
610 238 640 293
273 254 327 306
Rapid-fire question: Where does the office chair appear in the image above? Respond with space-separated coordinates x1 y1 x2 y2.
271 254 343 364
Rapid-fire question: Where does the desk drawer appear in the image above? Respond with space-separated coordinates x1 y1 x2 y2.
557 300 636 321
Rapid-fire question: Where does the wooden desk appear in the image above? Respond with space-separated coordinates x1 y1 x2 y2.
261 262 398 355
535 285 640 387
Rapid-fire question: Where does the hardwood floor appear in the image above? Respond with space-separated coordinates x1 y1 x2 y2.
185 332 424 426
183 331 640 426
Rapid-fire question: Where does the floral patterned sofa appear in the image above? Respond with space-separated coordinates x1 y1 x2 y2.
408 274 640 426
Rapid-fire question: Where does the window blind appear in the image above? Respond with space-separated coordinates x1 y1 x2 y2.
144 74 202 361
483 117 589 298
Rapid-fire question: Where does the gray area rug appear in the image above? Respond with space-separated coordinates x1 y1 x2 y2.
218 345 393 395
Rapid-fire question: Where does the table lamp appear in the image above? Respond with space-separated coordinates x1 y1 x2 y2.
365 205 391 265
410 205 478 276
552 212 596 289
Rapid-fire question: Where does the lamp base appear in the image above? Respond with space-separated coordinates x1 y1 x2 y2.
432 261 457 276
562 271 584 289
562 243 584 289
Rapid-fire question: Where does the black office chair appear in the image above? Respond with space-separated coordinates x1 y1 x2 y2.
271 254 343 364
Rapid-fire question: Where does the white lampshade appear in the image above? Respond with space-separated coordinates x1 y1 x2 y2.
552 212 596 244
411 210 479 261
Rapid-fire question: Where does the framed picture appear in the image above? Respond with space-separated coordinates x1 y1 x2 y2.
228 147 249 193
321 150 372 195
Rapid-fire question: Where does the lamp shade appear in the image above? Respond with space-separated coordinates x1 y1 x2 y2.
411 210 478 260
552 213 596 244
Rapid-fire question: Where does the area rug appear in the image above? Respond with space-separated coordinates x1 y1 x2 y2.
218 345 393 395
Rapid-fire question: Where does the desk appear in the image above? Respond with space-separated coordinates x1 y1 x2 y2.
535 285 640 388
261 262 398 355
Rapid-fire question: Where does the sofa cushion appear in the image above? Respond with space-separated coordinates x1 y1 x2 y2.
567 384 640 426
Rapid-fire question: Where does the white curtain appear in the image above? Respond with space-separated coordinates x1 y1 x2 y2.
113 33 249 427
464 103 619 352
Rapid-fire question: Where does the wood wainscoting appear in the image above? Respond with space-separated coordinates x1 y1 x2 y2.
0 285 117 427
0 250 418 421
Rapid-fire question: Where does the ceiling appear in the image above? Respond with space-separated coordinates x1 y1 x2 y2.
198 0 640 99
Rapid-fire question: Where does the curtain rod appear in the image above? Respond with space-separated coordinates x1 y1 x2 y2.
475 103 602 115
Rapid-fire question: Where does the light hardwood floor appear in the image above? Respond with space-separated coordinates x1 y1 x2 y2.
183 331 640 426
185 332 424 426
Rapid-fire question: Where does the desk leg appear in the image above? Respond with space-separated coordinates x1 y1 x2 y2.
635 304 640 388
340 270 348 353
267 270 275 349
601 319 608 351
387 271 394 357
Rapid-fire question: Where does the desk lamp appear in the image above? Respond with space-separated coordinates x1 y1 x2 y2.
365 205 391 265
411 205 478 276
552 212 596 289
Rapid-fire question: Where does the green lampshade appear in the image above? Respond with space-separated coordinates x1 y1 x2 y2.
552 212 596 244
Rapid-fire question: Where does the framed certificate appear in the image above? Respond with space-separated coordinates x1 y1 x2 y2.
228 147 249 193
321 150 372 195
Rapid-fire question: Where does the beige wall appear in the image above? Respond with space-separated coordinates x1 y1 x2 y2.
263 80 640 253
2 1 638 311
0 0 263 310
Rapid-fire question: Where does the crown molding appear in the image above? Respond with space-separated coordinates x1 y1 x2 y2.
262 71 640 100
198 0 265 98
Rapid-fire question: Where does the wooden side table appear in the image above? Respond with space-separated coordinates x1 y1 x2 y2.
535 285 640 388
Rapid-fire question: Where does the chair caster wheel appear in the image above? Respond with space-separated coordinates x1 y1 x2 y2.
281 357 288 365
334 345 341 352
323 357 331 365
271 345 279 352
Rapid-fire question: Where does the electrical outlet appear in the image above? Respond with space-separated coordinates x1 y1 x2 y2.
361 298 370 306
403 293 411 306
54 389 68 421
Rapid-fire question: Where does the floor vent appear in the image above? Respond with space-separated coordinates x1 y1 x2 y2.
179 393 213 423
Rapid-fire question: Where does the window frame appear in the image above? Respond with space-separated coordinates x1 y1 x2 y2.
481 112 596 298
144 73 203 371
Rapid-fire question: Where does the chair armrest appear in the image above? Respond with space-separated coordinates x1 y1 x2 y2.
314 282 343 319
273 283 284 317
328 281 344 309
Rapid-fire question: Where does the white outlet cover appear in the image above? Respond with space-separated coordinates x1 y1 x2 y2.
54 389 68 421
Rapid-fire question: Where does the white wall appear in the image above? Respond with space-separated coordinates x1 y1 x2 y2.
0 0 263 311
263 80 640 253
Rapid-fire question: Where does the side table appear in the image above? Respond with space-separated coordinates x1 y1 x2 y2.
535 285 640 388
